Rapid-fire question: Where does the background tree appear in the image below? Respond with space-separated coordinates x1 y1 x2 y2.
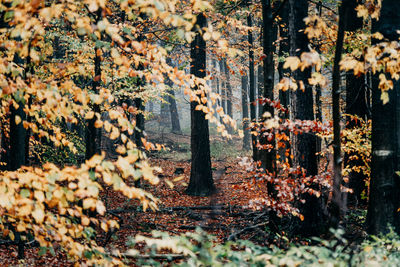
242 72 251 150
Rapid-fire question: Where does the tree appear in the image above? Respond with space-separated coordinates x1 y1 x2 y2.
367 0 400 234
185 13 215 196
277 0 291 163
242 73 251 150
85 8 102 160
165 58 182 134
247 0 258 161
288 0 324 234
344 0 369 205
260 0 276 173
223 59 233 134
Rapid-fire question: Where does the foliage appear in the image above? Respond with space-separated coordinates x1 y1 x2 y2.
0 152 159 264
0 0 233 263
132 227 400 267
32 129 85 167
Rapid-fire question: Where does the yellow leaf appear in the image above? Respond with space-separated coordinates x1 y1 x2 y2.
34 191 45 202
9 231 15 241
15 115 21 125
94 120 103 128
81 216 90 226
110 127 120 140
173 176 185 182
283 57 300 71
104 121 112 132
96 201 106 215
85 111 95 120
32 208 45 223
165 179 174 189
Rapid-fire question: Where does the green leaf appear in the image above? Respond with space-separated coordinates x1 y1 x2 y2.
20 189 30 198
4 11 14 22
84 250 93 259
38 246 47 256
89 171 96 181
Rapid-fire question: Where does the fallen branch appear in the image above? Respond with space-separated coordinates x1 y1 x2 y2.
227 222 268 241
111 252 186 260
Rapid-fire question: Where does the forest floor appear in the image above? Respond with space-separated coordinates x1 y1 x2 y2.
0 130 367 266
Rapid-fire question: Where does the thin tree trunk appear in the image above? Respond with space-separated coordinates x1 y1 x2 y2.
331 0 349 227
247 1 258 161
315 1 323 161
85 9 102 160
186 13 215 196
165 58 181 134
134 98 145 148
260 0 276 173
278 0 291 164
257 64 264 119
220 59 227 113
242 74 251 150
223 59 233 134
367 0 400 235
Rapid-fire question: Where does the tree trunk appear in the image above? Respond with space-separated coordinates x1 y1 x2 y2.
168 90 181 134
247 2 258 161
134 98 145 148
165 58 181 134
331 0 350 227
278 0 291 164
242 74 251 150
220 59 227 113
260 0 276 173
367 0 400 235
8 42 28 170
315 1 323 161
344 0 369 206
186 13 215 196
257 64 264 119
9 104 26 171
223 59 233 134
289 0 324 235
85 9 102 160
216 60 223 124
160 100 170 127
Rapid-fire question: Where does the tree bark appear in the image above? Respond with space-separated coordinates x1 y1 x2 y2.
367 0 400 235
185 13 215 196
